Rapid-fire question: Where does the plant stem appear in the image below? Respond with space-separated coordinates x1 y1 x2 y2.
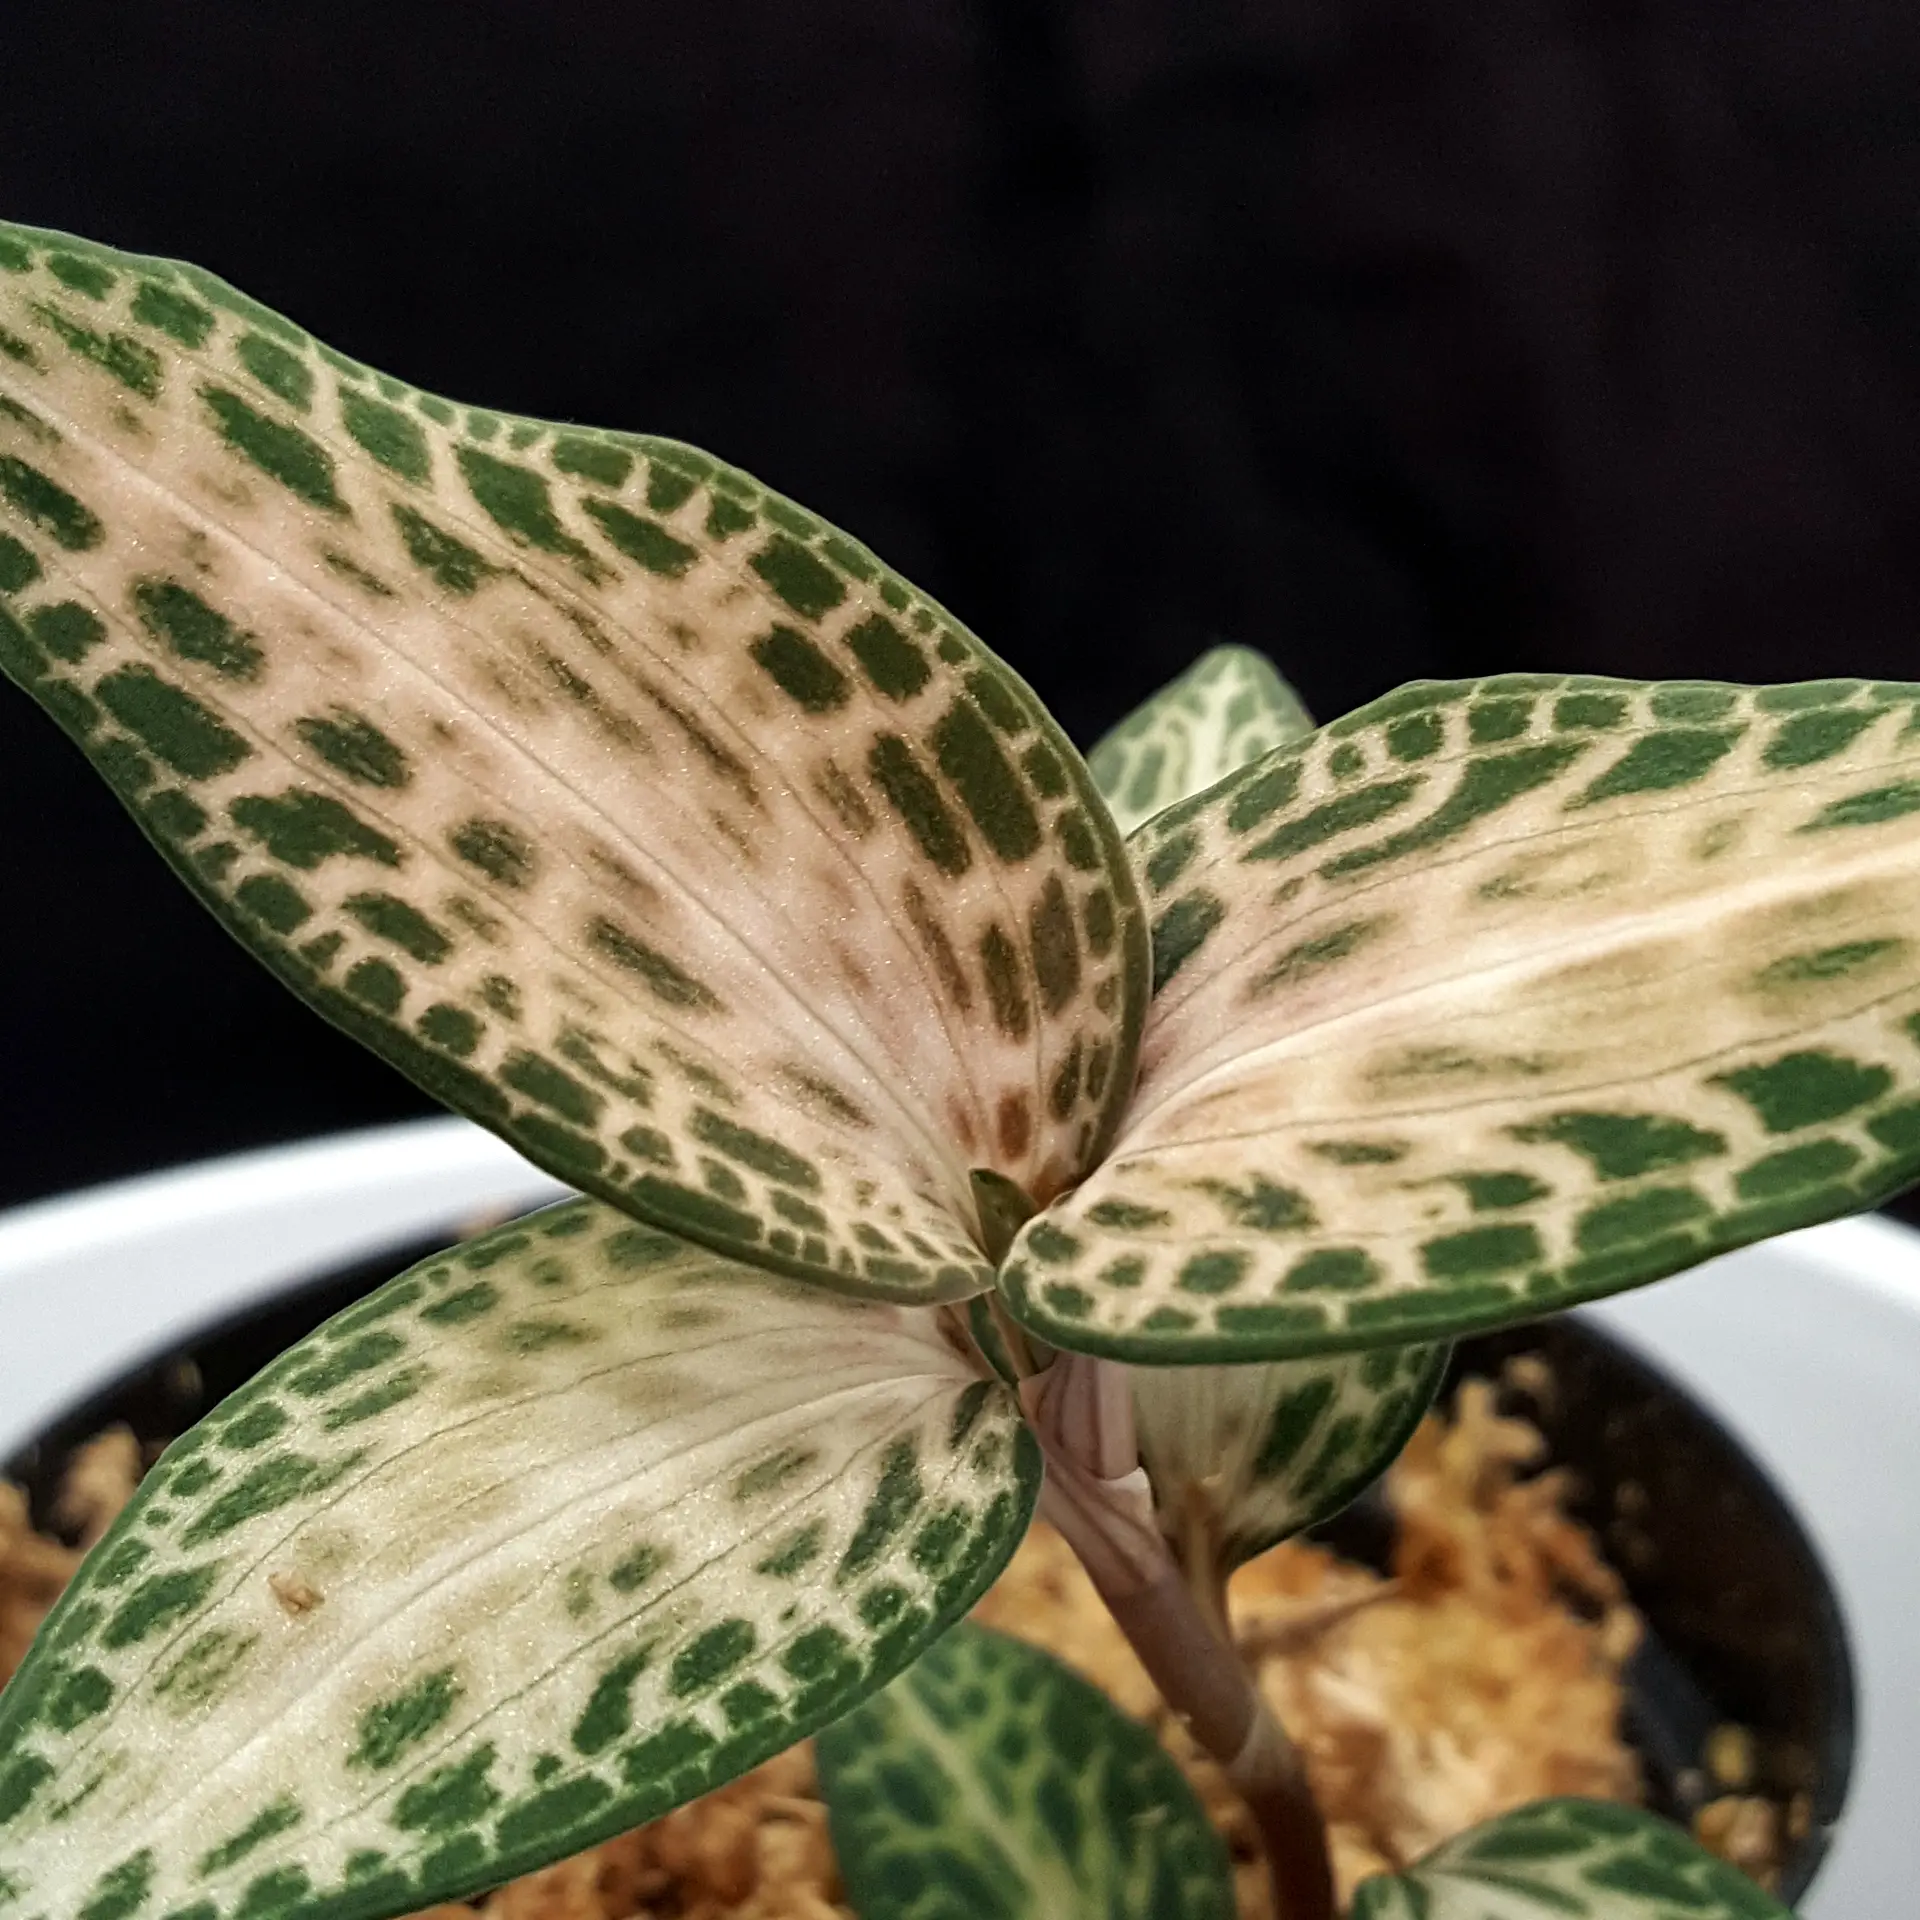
1021 1358 1336 1920
1094 1553 1335 1920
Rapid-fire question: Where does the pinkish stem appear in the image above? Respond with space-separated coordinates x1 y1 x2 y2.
1021 1356 1336 1920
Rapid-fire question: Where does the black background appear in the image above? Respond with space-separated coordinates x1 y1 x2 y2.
6 1 1920 1213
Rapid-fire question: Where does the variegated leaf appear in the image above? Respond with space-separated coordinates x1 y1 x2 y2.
1131 1340 1444 1578
816 1622 1234 1920
0 220 1148 1306
1088 647 1448 1553
0 1200 1039 1920
1088 643 1314 834
1350 1798 1790 1919
1005 672 1920 1359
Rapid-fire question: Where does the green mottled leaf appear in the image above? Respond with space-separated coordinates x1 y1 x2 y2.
1089 643 1314 835
1132 1340 1445 1578
1351 1798 1791 1918
816 1622 1234 1920
0 220 1149 1307
1089 643 1448 1561
1005 671 1920 1359
0 1201 1038 1920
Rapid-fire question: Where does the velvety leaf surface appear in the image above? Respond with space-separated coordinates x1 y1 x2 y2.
0 1201 1038 1920
1350 1798 1791 1919
1006 671 1920 1359
816 1621 1234 1920
1088 643 1314 835
1131 1339 1444 1576
0 220 1148 1305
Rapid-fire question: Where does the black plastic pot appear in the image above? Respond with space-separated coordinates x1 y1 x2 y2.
4 1237 1852 1907
1314 1320 1852 1903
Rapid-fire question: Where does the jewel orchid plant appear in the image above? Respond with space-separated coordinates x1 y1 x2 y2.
0 219 1910 1920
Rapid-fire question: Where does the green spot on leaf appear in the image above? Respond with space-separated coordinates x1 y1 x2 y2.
77 1852 154 1920
1280 1248 1379 1293
668 1620 756 1699
1201 1175 1314 1231
1452 1170 1550 1210
933 698 1041 863
1765 705 1877 769
392 1744 500 1834
101 1565 221 1649
845 613 929 701
1511 1110 1725 1179
869 734 971 877
690 1107 819 1189
234 333 313 410
1713 1049 1893 1133
1421 1222 1542 1280
1330 745 1586 876
571 1649 654 1755
295 707 412 788
1801 780 1920 831
131 281 214 347
181 1452 335 1541
588 916 721 1012
29 600 105 663
1575 1185 1711 1253
198 1798 303 1876
98 667 252 779
110 584 235 698
582 497 696 576
838 1439 924 1581
230 788 401 869
345 957 406 1013
344 891 452 963
33 302 161 398
392 503 499 595
0 531 40 593
750 534 845 619
552 436 633 488
351 1666 462 1771
449 816 534 888
456 446 594 568
0 454 103 549
608 1543 667 1594
199 385 344 513
751 624 850 712
1737 1138 1862 1199
341 389 431 481
1150 892 1224 993
1176 1250 1249 1295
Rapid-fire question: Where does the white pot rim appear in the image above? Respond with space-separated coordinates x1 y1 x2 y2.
1 1117 1915 1914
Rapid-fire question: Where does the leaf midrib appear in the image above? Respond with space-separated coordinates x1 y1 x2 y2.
1140 709 1912 1041
1123 821 1917 1143
21 352 989 1215
49 1360 984 1878
885 1675 1108 1917
43 1318 970 1785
